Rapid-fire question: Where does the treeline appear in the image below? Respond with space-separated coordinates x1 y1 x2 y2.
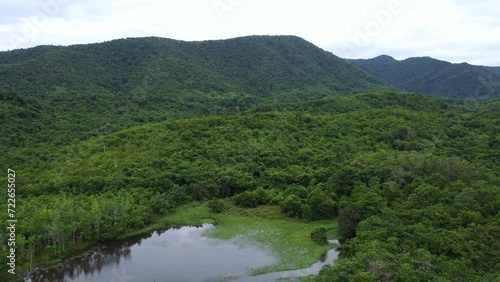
0 91 499 281
0 189 170 263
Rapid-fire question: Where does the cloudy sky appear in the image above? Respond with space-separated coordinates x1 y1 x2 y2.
1 0 499 65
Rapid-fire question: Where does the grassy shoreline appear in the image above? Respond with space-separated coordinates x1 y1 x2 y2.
157 201 338 275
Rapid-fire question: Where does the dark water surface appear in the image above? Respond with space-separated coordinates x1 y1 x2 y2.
25 225 338 282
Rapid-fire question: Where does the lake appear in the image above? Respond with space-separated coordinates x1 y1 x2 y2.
25 224 339 282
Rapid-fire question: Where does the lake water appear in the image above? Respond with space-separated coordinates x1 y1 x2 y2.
25 224 339 282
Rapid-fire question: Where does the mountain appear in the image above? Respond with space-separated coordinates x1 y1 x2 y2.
484 66 500 77
0 36 389 156
348 55 500 100
0 36 388 98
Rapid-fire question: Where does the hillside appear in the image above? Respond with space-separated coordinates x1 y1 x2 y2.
0 36 389 161
348 55 500 100
1 91 499 281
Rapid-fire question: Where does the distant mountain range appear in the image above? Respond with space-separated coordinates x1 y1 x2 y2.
483 66 500 77
349 55 500 100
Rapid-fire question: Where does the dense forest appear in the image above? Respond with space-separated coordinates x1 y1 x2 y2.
349 55 500 100
1 90 499 281
0 36 499 281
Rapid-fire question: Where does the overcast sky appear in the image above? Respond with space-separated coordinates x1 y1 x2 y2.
1 0 499 66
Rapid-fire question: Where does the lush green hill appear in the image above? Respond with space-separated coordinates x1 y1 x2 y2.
1 91 498 281
348 55 500 100
0 36 388 157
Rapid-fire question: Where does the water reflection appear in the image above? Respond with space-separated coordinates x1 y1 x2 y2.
26 224 279 282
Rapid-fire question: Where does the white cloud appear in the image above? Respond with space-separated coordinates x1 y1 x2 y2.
0 0 498 65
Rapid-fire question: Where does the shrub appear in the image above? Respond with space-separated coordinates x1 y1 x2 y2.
234 187 270 208
234 191 258 207
311 227 328 245
281 195 303 217
208 199 226 213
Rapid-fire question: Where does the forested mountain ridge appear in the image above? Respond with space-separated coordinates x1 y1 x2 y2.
0 36 387 97
1 91 499 281
0 35 389 158
348 55 500 100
